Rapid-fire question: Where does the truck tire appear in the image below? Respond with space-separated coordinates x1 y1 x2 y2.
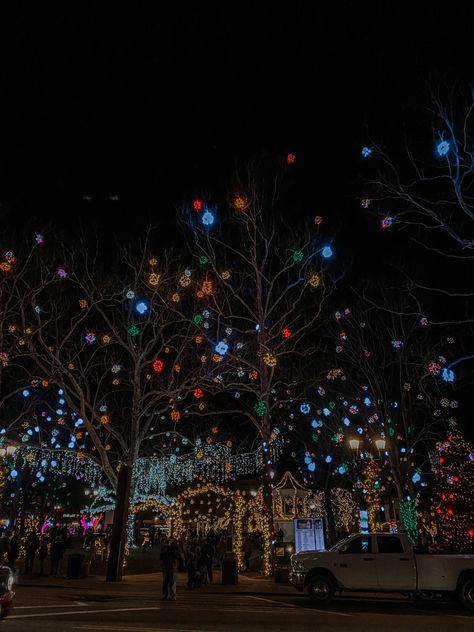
307 574 335 605
459 577 474 611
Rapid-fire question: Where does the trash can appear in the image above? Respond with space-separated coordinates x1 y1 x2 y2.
67 553 87 579
221 552 238 585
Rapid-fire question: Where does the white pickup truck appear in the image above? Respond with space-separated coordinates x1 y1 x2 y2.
290 532 474 610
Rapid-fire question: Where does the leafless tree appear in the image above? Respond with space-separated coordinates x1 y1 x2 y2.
19 235 210 580
182 164 339 572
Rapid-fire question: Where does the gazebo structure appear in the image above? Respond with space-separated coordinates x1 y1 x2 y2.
273 471 325 519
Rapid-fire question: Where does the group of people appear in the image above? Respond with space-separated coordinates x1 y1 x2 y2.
0 526 68 576
159 530 228 600
159 529 259 600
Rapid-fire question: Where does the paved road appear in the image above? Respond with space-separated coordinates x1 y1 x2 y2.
4 575 473 632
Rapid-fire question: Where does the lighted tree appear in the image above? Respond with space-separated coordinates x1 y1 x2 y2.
371 87 474 381
20 238 210 580
432 422 474 550
182 164 337 573
295 287 456 538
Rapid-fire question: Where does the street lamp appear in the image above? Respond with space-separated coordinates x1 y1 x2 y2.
375 438 386 451
349 439 360 451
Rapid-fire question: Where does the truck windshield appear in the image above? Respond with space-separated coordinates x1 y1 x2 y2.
329 536 352 551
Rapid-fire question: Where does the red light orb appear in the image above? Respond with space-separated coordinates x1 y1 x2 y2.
153 359 164 373
286 153 296 165
194 388 204 399
193 198 203 212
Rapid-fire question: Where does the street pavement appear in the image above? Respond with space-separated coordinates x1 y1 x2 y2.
4 571 473 631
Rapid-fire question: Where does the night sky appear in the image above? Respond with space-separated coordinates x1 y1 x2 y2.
2 3 473 236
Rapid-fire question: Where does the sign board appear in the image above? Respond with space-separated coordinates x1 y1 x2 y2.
294 518 326 553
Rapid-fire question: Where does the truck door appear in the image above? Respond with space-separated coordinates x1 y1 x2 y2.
337 535 379 590
375 535 416 590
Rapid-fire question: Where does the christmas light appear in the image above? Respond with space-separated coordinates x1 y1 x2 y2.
153 359 164 373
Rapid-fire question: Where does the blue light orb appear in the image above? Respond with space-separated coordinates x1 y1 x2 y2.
436 140 450 157
322 407 331 416
343 417 351 426
361 146 372 158
10 469 18 478
325 455 333 463
135 300 148 315
22 389 30 398
304 455 312 464
215 341 228 355
412 471 421 484
364 397 372 407
321 246 333 259
202 210 215 226
441 367 455 383
300 403 311 415
308 462 316 472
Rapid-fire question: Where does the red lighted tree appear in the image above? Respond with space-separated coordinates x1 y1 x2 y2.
432 422 474 550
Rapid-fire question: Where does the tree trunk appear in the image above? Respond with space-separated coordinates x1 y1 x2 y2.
260 456 274 577
323 471 337 546
106 463 132 582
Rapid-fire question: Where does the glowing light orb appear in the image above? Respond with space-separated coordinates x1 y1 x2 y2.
286 153 296 164
254 400 268 417
426 360 441 375
314 215 323 225
101 334 112 344
149 257 158 266
22 389 30 397
193 388 204 399
321 246 333 259
436 140 450 157
361 199 371 208
199 256 208 265
202 210 215 226
56 268 67 279
201 281 213 295
263 352 277 368
153 359 164 373
111 364 121 373
381 215 394 229
79 299 88 309
172 293 180 303
282 327 292 339
232 194 249 211
179 274 191 287
135 301 148 315
391 339 403 349
215 341 228 355
193 198 204 212
308 462 316 472
148 272 160 286
221 270 230 280
442 367 455 383
300 403 311 414
309 273 321 288
85 332 97 345
128 324 140 337
194 314 203 325
249 370 258 380
361 146 372 158
35 233 45 245
292 249 304 263
420 317 428 326
126 290 135 299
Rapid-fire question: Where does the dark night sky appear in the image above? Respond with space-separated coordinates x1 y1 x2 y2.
1 3 473 236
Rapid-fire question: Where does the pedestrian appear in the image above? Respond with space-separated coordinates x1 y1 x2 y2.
24 531 40 574
216 533 226 568
50 537 64 576
38 536 49 576
0 531 11 567
8 532 20 572
201 537 215 583
186 539 199 589
161 539 178 600
243 536 252 571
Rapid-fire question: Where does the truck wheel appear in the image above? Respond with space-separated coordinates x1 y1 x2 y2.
307 574 334 605
459 578 474 611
